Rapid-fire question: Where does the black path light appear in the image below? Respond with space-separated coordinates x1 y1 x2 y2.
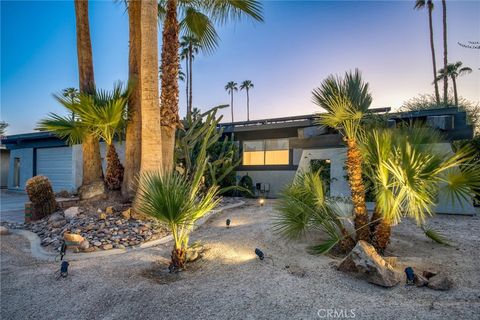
405 267 415 285
255 248 265 260
226 219 231 228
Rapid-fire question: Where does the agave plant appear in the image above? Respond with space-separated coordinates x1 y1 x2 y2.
273 171 355 254
38 83 130 190
361 126 480 253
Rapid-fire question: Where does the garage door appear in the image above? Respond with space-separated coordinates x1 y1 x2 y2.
36 147 74 192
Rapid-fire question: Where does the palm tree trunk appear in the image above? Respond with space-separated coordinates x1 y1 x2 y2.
372 218 392 255
230 92 234 123
171 247 186 270
105 143 124 190
442 0 448 105
122 0 142 200
451 76 458 106
160 0 180 173
139 0 162 173
246 89 250 121
74 0 104 199
189 44 193 116
428 6 440 104
345 138 369 242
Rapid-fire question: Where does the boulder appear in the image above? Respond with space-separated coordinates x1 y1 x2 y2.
63 232 85 245
48 212 64 223
102 244 113 250
64 207 81 221
79 240 90 250
423 270 438 279
338 240 401 287
414 273 429 287
0 226 10 235
79 181 105 200
384 257 397 268
427 273 453 291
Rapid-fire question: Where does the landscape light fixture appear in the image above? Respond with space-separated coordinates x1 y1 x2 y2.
404 267 415 285
255 248 265 260
259 198 265 206
226 219 231 228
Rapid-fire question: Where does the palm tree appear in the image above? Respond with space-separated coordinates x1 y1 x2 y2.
123 0 142 199
313 70 372 242
39 84 129 190
240 80 254 121
441 0 448 105
414 0 440 104
157 0 264 173
0 121 8 136
73 0 104 198
361 127 480 253
436 61 473 107
225 81 238 123
62 87 79 120
180 35 201 120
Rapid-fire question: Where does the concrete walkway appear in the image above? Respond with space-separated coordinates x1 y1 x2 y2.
0 190 27 223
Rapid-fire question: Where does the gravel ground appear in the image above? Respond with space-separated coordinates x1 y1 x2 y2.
1 199 479 320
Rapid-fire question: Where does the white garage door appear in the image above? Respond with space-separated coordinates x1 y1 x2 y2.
36 147 74 192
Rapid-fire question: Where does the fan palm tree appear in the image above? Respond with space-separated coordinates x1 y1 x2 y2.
180 35 201 119
62 87 79 120
0 121 8 136
74 0 104 198
158 0 263 173
312 69 372 242
436 61 473 107
441 0 448 104
38 84 129 190
361 127 480 253
225 81 238 123
414 0 440 104
240 80 254 121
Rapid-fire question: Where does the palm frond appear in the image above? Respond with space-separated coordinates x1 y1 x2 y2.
37 114 86 145
421 225 450 245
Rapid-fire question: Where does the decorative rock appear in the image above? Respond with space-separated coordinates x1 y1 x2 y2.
115 220 123 226
414 273 429 287
98 213 107 220
93 241 102 247
338 240 401 287
51 220 66 228
64 207 81 221
115 244 126 250
427 273 453 291
48 213 64 223
63 232 85 245
81 247 95 253
0 226 10 235
105 206 114 215
423 270 438 279
102 244 113 250
384 257 397 268
79 240 90 250
121 209 131 220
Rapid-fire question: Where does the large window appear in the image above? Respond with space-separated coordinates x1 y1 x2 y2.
243 139 289 165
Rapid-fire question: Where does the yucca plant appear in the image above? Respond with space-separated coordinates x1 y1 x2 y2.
361 126 480 253
273 171 355 254
38 83 130 190
313 69 372 242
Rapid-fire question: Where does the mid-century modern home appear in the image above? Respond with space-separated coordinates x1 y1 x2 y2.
2 107 476 214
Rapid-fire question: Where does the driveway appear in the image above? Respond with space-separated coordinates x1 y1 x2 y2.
0 190 27 223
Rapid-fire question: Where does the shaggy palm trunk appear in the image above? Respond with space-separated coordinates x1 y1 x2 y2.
74 0 104 198
451 76 458 106
171 247 187 270
122 0 142 200
345 138 369 242
427 5 440 104
442 0 448 105
160 0 180 173
372 218 392 255
105 143 124 190
338 228 356 253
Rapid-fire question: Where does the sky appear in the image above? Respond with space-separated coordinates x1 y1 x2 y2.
1 0 479 135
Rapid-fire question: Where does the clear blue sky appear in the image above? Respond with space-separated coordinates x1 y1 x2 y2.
1 0 479 135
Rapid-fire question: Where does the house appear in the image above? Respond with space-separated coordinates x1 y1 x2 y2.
2 107 475 214
0 144 9 188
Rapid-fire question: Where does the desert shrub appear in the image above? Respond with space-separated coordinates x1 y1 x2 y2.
25 176 57 220
239 174 254 198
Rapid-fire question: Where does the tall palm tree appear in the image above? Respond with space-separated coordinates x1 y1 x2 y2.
123 0 142 199
240 80 254 121
74 0 104 199
62 87 78 120
157 0 263 173
180 35 201 120
441 0 448 105
225 81 238 123
313 70 372 242
179 47 189 110
39 84 129 190
361 127 480 253
414 0 440 104
436 61 473 107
